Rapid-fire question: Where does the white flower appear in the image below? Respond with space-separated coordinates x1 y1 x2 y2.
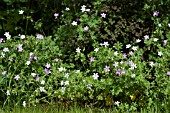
1 52 5 57
61 87 65 92
81 5 86 9
126 44 131 48
93 73 99 80
131 74 136 78
153 38 158 42
19 10 24 14
158 24 161 27
103 42 109 47
128 60 133 65
76 47 81 53
61 81 64 86
86 84 92 89
101 13 106 18
45 63 51 68
65 7 70 11
64 81 69 85
64 73 69 78
120 61 123 64
136 39 141 43
80 5 90 12
76 70 80 73
168 23 170 27
132 46 138 51
41 80 45 85
31 73 36 77
4 32 11 39
23 101 26 107
58 67 66 72
114 51 118 56
158 51 163 56
144 35 149 40
81 7 86 12
3 47 9 52
26 61 31 65
85 9 90 12
149 61 154 67
30 52 34 56
20 35 26 39
40 87 45 92
129 63 137 70
4 32 9 37
6 90 10 96
71 21 77 26
114 101 120 106
94 48 99 52
14 75 20 80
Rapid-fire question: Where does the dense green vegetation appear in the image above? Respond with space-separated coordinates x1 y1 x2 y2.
1 0 170 112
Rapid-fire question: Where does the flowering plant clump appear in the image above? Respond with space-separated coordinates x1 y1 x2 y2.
1 0 170 112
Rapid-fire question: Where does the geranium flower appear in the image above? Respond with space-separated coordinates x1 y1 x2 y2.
167 71 170 76
101 13 106 18
45 63 51 68
104 66 110 72
44 68 51 74
36 34 44 39
2 71 7 75
14 75 20 80
153 11 159 16
19 10 24 14
89 57 94 62
93 73 99 80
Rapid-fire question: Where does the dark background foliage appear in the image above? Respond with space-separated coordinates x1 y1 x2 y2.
1 0 170 59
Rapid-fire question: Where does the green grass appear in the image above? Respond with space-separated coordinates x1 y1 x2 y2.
1 100 170 113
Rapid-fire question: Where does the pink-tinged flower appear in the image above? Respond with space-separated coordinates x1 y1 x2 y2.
36 34 44 39
129 51 134 56
101 13 106 18
167 71 170 76
54 13 59 18
2 71 7 75
89 57 94 62
153 11 159 17
84 26 89 31
121 69 126 74
44 68 51 74
14 75 20 80
144 35 149 40
45 63 51 68
18 44 23 52
113 62 118 67
3 47 9 52
104 66 110 72
35 76 40 81
0 38 3 43
164 40 168 45
122 53 127 58
55 58 59 62
116 69 121 75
